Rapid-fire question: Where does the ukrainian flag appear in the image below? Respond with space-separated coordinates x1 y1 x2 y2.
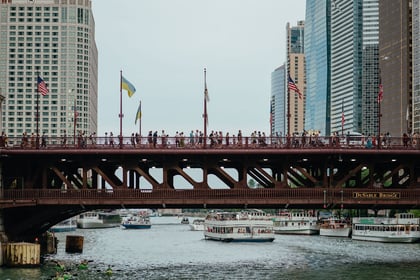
135 101 142 124
122 75 136 97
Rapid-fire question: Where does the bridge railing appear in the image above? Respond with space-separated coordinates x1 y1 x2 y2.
3 188 326 200
3 188 420 203
0 134 419 150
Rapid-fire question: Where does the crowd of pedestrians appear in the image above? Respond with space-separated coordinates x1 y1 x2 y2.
0 129 419 149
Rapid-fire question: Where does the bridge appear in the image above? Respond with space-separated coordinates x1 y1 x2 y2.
1 134 420 241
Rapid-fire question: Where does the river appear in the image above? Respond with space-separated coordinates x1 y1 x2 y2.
0 216 420 279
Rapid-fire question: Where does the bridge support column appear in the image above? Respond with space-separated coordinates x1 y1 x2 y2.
0 162 8 266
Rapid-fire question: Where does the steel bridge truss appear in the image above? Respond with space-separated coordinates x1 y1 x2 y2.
1 148 420 241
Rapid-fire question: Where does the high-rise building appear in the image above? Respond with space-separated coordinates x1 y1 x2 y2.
330 0 364 135
379 0 412 137
361 0 380 136
271 65 286 136
414 0 420 134
0 0 98 142
304 0 331 136
286 21 305 135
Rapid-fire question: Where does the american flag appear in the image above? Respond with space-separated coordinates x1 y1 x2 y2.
377 83 383 103
288 75 302 99
37 76 49 96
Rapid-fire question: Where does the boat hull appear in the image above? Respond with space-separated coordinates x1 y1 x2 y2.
352 229 420 243
274 228 319 235
121 224 151 230
352 234 420 243
49 226 76 233
204 235 274 242
77 212 121 229
190 224 205 231
77 222 119 229
320 228 351 238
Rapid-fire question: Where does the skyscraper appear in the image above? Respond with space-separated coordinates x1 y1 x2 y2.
286 21 305 135
330 0 364 135
414 0 420 134
304 0 331 136
0 0 98 142
271 65 286 135
379 0 412 137
361 0 380 136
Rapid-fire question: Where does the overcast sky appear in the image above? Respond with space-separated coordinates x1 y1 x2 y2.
92 0 306 136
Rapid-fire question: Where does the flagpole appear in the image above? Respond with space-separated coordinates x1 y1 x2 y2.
119 70 123 148
341 99 344 136
378 100 381 149
139 100 142 136
203 68 208 148
73 98 77 146
287 73 291 138
378 74 382 150
36 70 40 149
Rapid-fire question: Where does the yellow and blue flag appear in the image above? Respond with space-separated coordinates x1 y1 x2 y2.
135 101 142 124
122 75 136 97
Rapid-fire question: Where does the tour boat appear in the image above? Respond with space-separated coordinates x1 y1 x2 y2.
49 218 77 233
319 217 352 238
76 211 121 229
352 213 420 243
189 219 205 231
204 209 275 242
121 215 151 229
273 211 320 235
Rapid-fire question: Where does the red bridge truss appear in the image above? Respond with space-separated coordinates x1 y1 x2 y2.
1 135 420 241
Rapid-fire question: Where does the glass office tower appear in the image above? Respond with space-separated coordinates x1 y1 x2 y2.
304 0 331 136
330 0 364 135
271 65 286 135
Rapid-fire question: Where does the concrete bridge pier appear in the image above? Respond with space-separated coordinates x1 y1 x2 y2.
0 210 8 266
0 161 7 265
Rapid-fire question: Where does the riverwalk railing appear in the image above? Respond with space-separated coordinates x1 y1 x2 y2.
0 135 419 150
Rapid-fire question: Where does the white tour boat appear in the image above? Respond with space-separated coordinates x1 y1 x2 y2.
273 211 320 235
319 217 352 238
189 219 205 231
50 218 77 233
352 213 420 243
77 211 121 229
121 215 152 229
204 209 275 242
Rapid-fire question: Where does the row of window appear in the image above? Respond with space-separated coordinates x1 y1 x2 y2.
7 48 89 57
9 6 58 12
3 127 91 136
9 18 59 23
8 25 90 33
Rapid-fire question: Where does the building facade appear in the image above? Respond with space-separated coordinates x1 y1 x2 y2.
330 0 364 135
304 0 331 136
286 21 305 135
379 0 412 137
0 0 98 142
412 0 420 134
361 0 380 136
270 65 286 136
